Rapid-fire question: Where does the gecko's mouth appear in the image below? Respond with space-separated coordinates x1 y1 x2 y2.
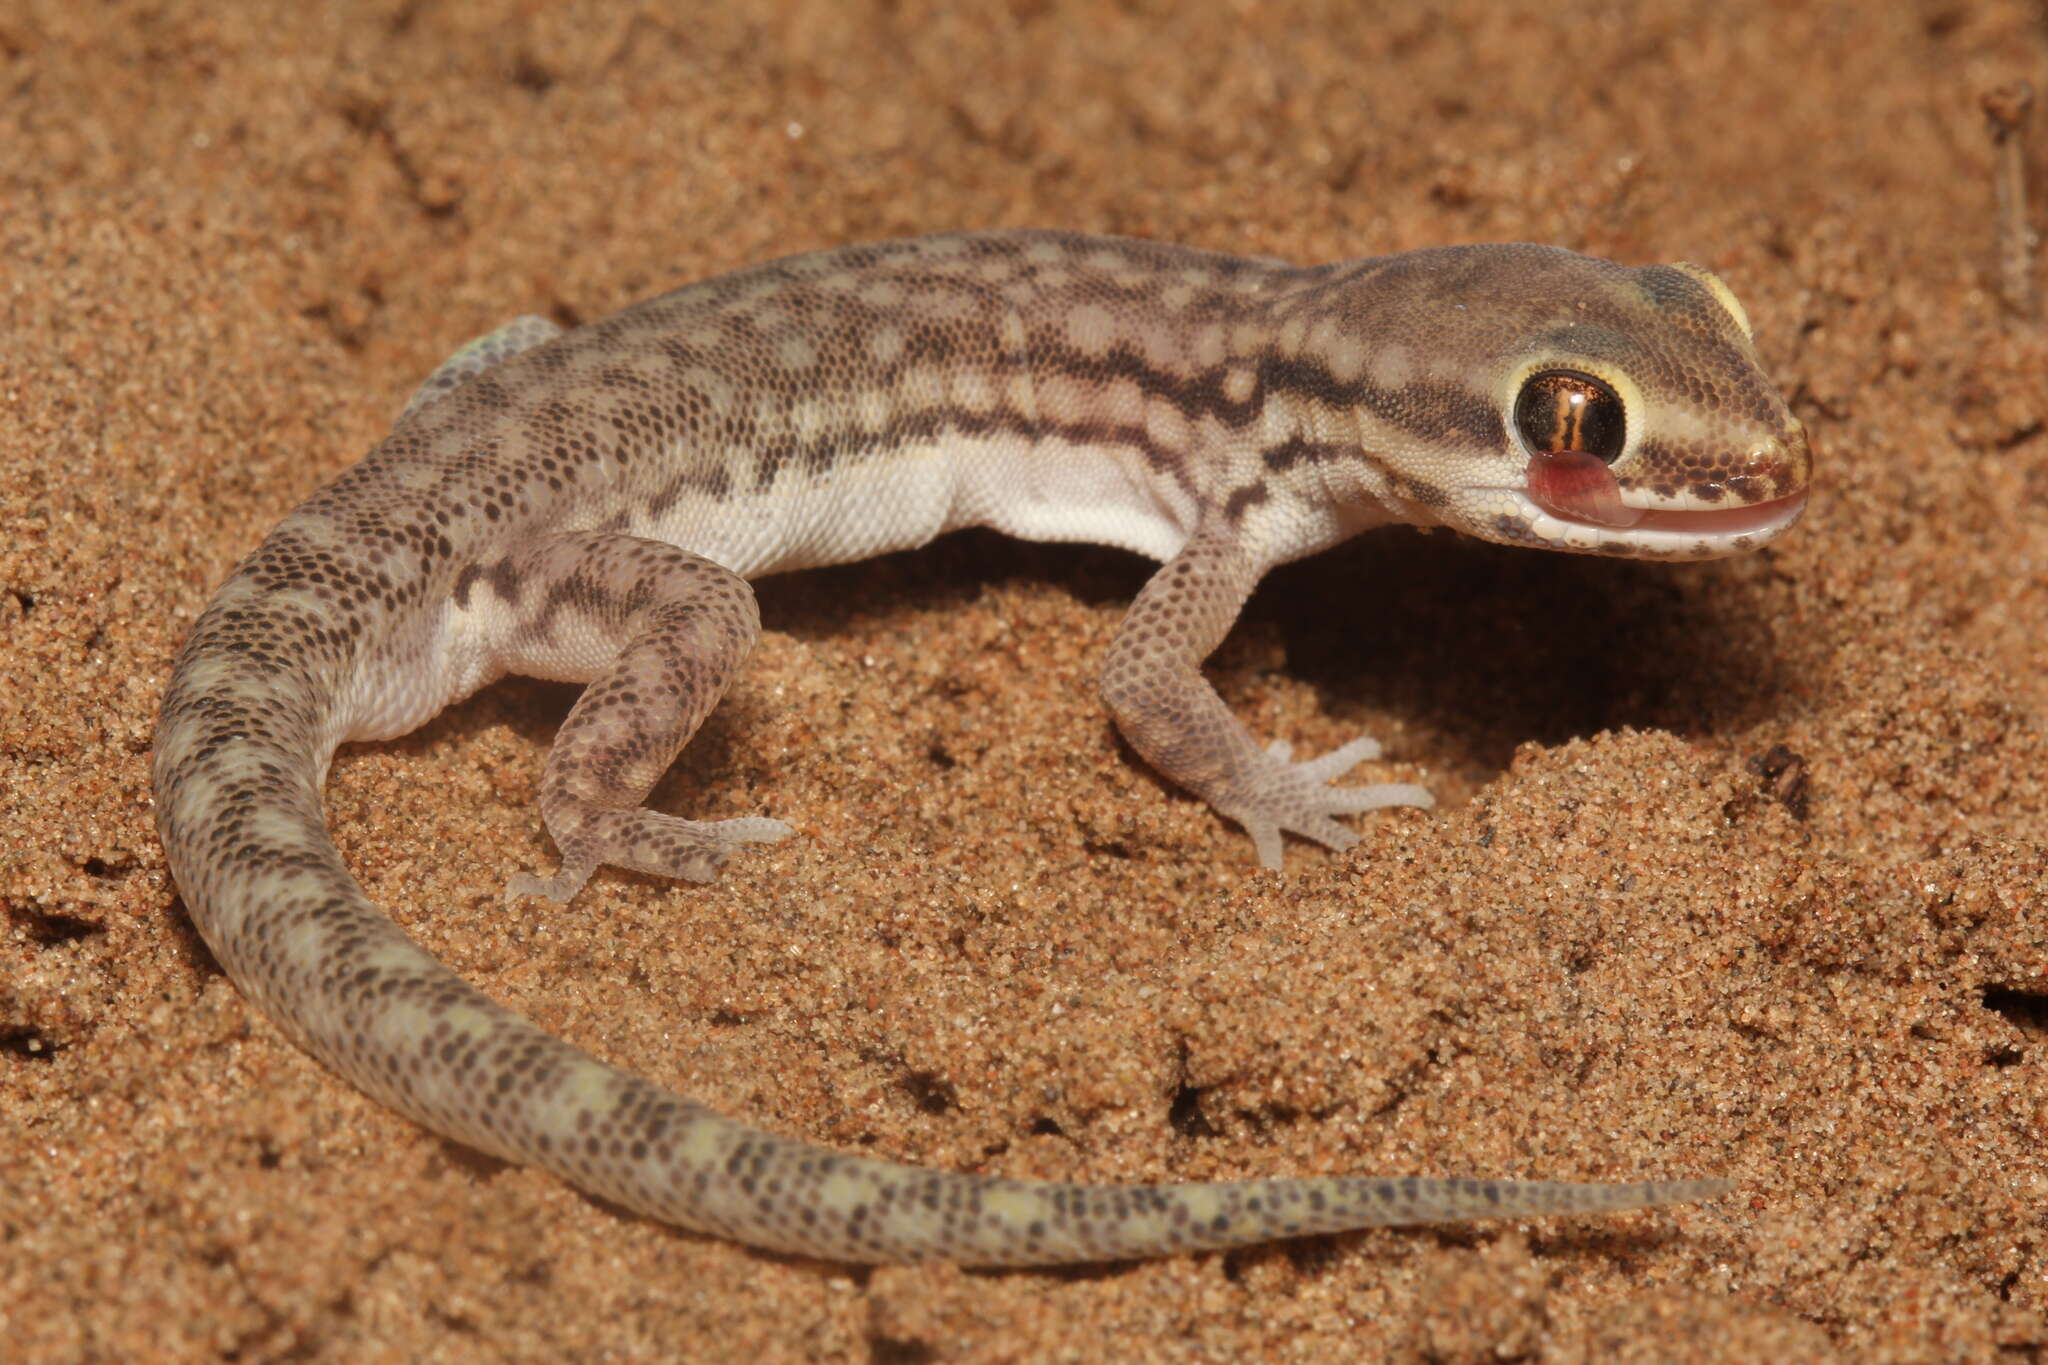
1505 487 1809 558
1615 493 1809 537
1470 484 1810 560
1485 447 1810 559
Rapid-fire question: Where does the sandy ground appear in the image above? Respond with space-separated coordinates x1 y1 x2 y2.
4 1 2046 1360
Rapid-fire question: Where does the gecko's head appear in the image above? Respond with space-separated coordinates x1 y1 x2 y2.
1338 244 1810 561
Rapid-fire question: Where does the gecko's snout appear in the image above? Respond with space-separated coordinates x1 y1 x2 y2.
1768 420 1814 497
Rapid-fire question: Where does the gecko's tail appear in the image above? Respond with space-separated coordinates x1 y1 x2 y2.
154 593 1729 1265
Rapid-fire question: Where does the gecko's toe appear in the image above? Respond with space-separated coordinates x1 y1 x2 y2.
522 805 795 901
1219 736 1433 868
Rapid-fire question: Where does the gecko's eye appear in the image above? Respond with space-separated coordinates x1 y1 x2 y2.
1514 370 1626 464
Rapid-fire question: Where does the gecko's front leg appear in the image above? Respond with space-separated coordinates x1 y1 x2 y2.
1099 521 1433 868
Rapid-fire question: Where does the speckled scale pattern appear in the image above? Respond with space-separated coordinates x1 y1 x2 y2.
154 230 1807 1264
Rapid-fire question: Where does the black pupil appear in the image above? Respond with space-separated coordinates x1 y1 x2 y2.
1514 370 1625 464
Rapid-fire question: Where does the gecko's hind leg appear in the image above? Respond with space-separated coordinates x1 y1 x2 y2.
484 531 792 904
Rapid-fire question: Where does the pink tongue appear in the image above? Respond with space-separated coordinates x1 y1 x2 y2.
1525 450 1645 528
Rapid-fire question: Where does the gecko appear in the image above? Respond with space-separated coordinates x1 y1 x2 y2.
152 230 1809 1265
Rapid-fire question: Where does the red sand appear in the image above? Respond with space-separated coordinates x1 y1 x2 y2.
3 2 2044 1359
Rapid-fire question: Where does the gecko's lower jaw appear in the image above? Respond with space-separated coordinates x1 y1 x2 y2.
1481 488 1810 559
1619 492 1810 540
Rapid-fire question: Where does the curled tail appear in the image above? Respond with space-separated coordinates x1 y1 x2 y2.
154 604 1727 1266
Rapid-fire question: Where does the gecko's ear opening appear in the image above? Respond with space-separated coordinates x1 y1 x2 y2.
1671 262 1754 339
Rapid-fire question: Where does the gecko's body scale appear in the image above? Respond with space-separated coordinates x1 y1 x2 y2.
153 230 1808 1264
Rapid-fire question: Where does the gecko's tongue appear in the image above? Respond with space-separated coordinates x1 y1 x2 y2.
1524 450 1643 528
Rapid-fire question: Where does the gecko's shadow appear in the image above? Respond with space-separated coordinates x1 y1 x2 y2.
446 522 1796 830
1256 526 1801 784
755 525 1798 790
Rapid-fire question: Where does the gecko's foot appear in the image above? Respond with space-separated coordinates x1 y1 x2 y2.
1215 736 1434 870
507 809 794 904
